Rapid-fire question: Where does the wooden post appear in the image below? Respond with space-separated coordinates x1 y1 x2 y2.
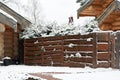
92 33 97 68
110 33 116 68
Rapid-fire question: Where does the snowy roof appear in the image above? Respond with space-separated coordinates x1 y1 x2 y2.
0 12 16 29
0 2 31 29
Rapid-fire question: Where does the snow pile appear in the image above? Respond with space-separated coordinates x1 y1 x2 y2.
2 57 11 60
0 65 120 80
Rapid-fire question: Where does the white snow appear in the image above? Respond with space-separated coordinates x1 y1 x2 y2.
68 43 75 48
2 57 11 60
0 65 120 80
34 40 39 44
75 52 82 57
87 38 93 41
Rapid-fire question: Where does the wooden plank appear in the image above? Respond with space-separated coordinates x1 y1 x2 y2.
97 32 110 42
67 57 93 63
24 38 38 43
64 46 93 51
24 47 41 51
41 41 63 46
64 39 93 45
97 53 110 61
110 33 115 68
24 52 42 56
45 46 63 51
112 21 120 26
42 51 63 55
64 34 93 40
92 33 97 68
24 43 36 47
24 56 42 60
64 51 93 57
41 36 63 41
97 44 109 52
24 59 42 65
64 61 85 68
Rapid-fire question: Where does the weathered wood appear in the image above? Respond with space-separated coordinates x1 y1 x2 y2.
97 53 110 61
24 32 113 68
92 33 97 68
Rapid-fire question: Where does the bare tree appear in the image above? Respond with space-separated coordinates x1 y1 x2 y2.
28 0 42 26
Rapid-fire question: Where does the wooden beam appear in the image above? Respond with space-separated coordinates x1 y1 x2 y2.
112 26 120 31
0 2 31 28
96 1 116 25
77 0 94 18
79 5 103 17
0 12 17 31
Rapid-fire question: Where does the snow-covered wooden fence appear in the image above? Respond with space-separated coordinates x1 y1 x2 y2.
24 32 115 68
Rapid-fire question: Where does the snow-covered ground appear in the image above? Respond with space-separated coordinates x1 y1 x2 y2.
0 65 120 80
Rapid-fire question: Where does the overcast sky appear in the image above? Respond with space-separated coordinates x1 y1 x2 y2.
6 0 93 25
39 0 80 24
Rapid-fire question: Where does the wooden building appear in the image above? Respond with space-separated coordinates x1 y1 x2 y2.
77 0 120 31
0 2 31 60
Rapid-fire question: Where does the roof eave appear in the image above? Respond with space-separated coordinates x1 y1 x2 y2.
77 0 94 19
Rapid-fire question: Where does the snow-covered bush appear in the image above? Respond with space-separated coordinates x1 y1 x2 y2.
21 19 100 39
80 19 100 35
20 24 42 39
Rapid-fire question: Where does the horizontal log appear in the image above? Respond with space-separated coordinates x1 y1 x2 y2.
97 44 109 51
64 51 93 57
63 61 85 68
41 41 63 46
66 57 93 63
97 32 110 42
24 56 42 60
45 46 63 51
112 21 120 26
24 47 41 51
24 52 42 57
24 43 36 47
42 51 63 55
24 59 42 65
43 59 63 63
24 38 38 43
97 53 110 61
64 46 93 51
40 36 63 42
64 39 93 45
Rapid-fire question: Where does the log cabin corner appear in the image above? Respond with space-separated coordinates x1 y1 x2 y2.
77 0 120 31
0 2 31 62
